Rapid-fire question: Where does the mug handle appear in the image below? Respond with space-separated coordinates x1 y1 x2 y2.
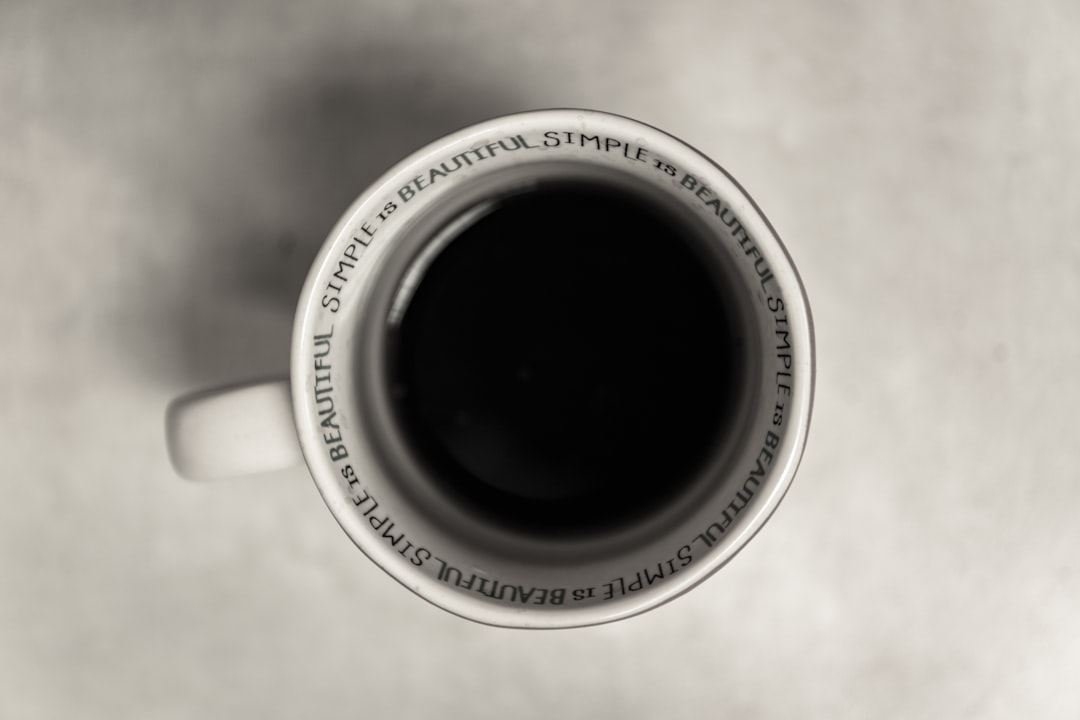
165 379 303 479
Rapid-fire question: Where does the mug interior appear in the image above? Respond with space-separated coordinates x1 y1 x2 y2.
357 161 762 564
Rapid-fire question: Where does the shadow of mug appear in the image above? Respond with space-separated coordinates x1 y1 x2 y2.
130 46 525 388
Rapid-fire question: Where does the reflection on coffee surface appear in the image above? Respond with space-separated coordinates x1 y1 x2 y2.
388 179 745 536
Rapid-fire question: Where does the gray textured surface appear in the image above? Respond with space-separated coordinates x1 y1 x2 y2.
2 1 1079 717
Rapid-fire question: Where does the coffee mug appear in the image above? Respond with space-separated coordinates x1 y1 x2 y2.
166 109 814 628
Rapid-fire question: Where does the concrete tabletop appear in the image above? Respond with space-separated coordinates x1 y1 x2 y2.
2 1 1078 717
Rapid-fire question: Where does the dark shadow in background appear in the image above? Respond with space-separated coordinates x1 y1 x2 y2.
147 42 523 388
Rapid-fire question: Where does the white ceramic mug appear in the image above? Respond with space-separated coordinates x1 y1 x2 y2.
166 109 815 628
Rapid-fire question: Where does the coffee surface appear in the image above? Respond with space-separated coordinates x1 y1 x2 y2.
388 180 741 535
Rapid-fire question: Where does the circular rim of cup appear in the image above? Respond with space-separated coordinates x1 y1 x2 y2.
291 109 815 628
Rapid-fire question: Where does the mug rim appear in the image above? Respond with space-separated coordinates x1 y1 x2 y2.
290 108 815 628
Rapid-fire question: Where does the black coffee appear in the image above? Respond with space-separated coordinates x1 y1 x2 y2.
387 179 743 536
